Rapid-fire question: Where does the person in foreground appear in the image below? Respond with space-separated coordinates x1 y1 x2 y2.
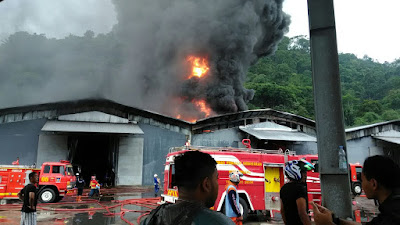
18 172 39 225
141 150 234 225
313 155 400 225
280 159 315 225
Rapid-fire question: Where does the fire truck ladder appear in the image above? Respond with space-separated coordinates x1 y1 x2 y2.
169 146 296 155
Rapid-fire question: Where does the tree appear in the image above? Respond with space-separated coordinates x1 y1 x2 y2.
245 35 400 127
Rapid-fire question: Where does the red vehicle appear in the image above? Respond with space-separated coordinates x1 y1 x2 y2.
349 163 363 195
0 160 76 203
161 145 322 220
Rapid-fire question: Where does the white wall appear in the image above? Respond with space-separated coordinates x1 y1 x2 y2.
117 135 144 185
347 137 383 164
36 134 68 167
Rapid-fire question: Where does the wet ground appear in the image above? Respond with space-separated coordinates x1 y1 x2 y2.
0 187 378 225
0 186 157 225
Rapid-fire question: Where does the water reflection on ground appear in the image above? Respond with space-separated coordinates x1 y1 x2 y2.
0 186 155 225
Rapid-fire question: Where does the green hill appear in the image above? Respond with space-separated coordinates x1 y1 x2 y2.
246 36 400 127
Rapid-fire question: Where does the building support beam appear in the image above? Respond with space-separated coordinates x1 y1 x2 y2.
307 0 352 218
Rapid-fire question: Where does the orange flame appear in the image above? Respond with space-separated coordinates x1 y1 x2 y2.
187 56 209 78
193 99 212 117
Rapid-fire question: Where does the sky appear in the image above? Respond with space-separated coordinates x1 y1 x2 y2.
0 0 399 63
283 0 400 63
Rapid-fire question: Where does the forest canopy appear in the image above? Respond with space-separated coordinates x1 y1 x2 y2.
245 35 400 127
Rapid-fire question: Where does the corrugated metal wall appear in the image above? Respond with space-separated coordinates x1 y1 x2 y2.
0 119 47 165
192 128 246 148
139 123 186 185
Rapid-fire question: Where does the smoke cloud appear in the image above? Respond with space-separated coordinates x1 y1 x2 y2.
111 0 289 117
0 0 289 120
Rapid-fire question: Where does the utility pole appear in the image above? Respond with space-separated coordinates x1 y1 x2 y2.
307 0 353 218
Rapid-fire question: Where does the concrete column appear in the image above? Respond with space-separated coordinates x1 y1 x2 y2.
308 0 352 218
37 134 68 167
117 135 144 185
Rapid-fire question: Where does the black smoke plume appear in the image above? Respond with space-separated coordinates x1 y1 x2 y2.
0 0 289 121
111 0 289 118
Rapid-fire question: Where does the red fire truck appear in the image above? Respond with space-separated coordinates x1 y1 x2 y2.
161 145 322 220
0 160 76 204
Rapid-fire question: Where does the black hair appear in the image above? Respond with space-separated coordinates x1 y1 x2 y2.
29 172 37 180
174 151 217 191
363 155 400 189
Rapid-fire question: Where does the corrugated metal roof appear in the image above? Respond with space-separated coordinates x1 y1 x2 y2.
345 120 400 132
244 121 292 130
373 136 400 145
239 126 316 142
42 120 144 134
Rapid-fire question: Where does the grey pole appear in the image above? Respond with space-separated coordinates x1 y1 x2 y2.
307 0 353 218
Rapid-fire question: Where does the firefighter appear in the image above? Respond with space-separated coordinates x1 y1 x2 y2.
154 174 160 197
225 171 243 225
75 173 85 202
280 159 314 225
313 155 400 225
88 175 99 198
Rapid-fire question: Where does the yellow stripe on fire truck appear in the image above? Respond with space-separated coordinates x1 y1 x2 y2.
166 189 178 197
212 155 265 177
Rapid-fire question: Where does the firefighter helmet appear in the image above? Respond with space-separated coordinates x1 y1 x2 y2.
285 159 314 181
229 171 243 183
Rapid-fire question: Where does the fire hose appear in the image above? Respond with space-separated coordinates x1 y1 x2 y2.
0 197 159 225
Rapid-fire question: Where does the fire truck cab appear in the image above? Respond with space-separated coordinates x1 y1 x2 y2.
349 163 363 195
161 146 320 221
0 160 76 204
38 160 76 203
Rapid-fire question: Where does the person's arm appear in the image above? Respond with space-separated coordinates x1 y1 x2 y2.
28 191 36 210
18 188 24 201
312 203 361 225
227 190 242 217
296 197 312 225
280 199 287 224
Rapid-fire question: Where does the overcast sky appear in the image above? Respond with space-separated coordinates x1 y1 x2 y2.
284 0 400 63
1 0 399 63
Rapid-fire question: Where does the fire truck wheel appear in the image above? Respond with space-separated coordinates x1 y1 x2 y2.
39 188 57 203
239 197 249 221
352 183 362 196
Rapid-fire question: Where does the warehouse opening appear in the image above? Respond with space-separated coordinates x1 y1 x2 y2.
68 134 118 187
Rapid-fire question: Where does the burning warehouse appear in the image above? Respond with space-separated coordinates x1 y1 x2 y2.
0 99 318 186
2 0 399 190
0 0 292 186
1 99 399 187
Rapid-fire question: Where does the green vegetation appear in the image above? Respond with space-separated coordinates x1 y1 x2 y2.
246 35 400 127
